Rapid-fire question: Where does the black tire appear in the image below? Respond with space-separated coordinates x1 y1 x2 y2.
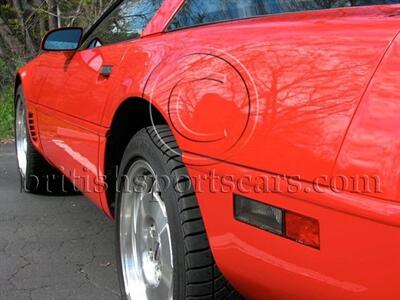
115 125 242 300
15 85 75 194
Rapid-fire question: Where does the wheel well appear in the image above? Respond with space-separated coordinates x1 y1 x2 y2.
15 74 22 97
104 98 167 215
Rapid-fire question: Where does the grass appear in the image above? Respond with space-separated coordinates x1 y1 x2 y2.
0 86 14 142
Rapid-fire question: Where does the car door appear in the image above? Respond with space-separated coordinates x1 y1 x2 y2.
38 0 163 206
57 0 163 123
34 52 72 108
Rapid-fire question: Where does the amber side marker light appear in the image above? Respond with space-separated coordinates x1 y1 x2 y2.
234 195 320 249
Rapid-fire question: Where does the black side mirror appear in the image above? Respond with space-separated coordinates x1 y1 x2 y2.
42 27 83 51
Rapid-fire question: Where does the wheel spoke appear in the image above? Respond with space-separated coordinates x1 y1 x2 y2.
133 192 140 234
136 196 147 255
159 225 173 275
153 195 168 231
146 272 173 300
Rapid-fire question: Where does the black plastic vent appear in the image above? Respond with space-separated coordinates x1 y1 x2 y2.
27 112 38 143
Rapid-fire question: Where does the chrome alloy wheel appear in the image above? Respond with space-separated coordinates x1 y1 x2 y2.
15 96 28 178
119 160 173 300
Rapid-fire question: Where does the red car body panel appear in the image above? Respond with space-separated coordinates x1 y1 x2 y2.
17 2 400 299
334 33 400 202
189 162 400 300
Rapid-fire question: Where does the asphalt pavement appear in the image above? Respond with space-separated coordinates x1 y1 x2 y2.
0 143 120 300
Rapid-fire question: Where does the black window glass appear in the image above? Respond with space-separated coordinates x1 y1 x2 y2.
82 0 162 49
168 0 400 30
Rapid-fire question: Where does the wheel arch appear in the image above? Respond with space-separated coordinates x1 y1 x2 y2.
104 97 168 216
14 73 22 99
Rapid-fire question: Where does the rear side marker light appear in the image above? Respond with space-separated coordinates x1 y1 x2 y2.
234 195 320 249
285 211 320 249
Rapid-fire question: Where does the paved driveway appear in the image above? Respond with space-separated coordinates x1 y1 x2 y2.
0 144 120 300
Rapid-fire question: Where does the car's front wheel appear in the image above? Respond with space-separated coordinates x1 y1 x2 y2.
115 125 241 300
15 85 75 194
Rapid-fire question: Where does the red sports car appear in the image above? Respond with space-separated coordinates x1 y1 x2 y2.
14 0 400 299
